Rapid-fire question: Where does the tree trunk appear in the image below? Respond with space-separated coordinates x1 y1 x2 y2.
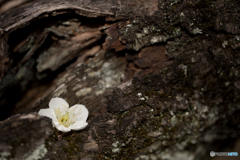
0 0 240 160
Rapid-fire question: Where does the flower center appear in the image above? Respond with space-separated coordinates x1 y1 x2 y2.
55 107 75 127
60 112 69 124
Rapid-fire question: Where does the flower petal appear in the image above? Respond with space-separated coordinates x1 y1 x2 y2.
55 123 71 132
69 104 89 122
49 97 69 111
38 108 57 120
52 119 60 127
69 121 88 131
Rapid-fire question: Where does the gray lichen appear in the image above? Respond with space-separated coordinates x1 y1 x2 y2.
21 144 47 160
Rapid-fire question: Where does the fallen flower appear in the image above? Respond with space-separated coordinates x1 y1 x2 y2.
38 97 88 132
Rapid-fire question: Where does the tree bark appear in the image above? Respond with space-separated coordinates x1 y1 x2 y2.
0 0 240 160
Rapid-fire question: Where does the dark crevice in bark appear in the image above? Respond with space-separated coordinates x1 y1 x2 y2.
0 13 108 120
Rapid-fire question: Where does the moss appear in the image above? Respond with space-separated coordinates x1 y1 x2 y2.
62 132 82 156
45 133 57 151
113 123 154 159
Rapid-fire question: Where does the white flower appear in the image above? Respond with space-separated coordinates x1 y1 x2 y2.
38 97 89 132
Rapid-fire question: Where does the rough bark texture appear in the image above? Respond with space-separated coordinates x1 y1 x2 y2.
0 0 240 160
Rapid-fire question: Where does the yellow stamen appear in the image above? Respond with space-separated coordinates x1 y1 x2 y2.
54 106 78 128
